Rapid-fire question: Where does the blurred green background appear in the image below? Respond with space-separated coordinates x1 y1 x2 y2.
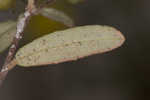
0 0 150 100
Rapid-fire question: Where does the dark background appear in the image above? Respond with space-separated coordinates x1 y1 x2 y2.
0 0 150 100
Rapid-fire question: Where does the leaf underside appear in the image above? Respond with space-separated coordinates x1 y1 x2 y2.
40 8 74 27
15 25 125 67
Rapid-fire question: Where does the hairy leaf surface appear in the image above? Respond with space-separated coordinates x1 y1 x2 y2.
15 25 125 67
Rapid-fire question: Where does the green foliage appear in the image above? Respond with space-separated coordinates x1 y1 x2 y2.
0 0 125 69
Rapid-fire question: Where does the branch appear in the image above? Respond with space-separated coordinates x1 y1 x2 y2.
0 0 36 87
0 0 57 87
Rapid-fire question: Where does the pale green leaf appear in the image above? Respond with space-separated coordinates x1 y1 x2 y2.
0 21 17 53
39 8 74 27
15 25 125 67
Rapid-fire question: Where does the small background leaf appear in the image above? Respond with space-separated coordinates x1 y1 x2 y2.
15 25 125 67
40 8 74 27
0 20 16 53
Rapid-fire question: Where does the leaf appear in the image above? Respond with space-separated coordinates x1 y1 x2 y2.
39 8 74 27
15 25 125 67
0 21 17 53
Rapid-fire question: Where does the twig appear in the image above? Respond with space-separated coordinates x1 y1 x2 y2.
0 0 36 87
0 0 57 87
0 59 17 86
1 0 35 71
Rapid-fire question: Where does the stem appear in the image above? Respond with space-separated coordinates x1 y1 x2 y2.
0 0 35 87
27 0 36 12
0 59 17 86
1 59 17 72
0 0 57 87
